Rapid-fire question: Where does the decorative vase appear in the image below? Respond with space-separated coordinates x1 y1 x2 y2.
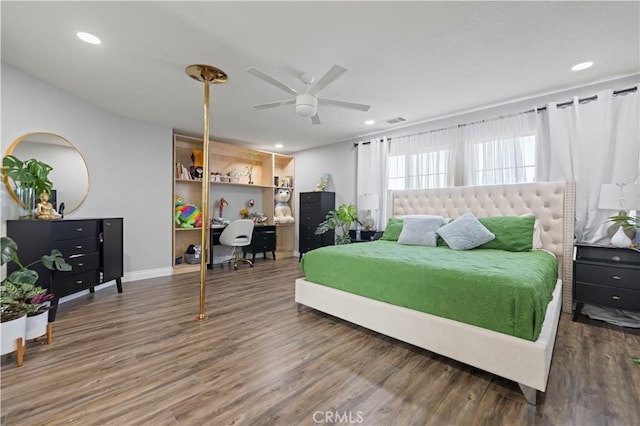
25 311 49 340
16 186 35 219
611 225 632 248
0 315 27 356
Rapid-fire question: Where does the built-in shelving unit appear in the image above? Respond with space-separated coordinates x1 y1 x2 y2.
173 133 294 273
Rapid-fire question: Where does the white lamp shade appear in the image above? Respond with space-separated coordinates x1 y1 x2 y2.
359 194 379 211
598 183 640 211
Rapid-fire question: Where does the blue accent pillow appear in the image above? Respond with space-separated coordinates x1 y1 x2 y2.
436 212 495 250
398 215 445 246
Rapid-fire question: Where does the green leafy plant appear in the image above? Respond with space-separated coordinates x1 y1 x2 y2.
633 357 640 366
315 204 362 245
1 236 71 322
607 214 640 230
2 154 54 196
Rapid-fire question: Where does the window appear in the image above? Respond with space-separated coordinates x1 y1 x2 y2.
467 134 536 185
388 150 449 190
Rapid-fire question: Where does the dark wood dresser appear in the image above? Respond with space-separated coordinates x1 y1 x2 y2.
6 218 124 321
573 243 640 319
299 191 335 259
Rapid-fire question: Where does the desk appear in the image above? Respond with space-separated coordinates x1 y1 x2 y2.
208 224 276 268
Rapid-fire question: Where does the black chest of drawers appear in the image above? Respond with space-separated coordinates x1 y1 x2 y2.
6 218 124 321
573 243 640 319
299 191 335 258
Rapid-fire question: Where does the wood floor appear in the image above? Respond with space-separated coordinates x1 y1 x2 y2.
2 257 639 426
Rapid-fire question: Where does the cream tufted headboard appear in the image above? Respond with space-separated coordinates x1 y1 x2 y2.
389 181 576 314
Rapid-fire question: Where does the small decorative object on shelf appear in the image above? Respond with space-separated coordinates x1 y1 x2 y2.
240 208 250 219
611 225 633 248
245 151 259 184
218 197 228 218
315 173 330 191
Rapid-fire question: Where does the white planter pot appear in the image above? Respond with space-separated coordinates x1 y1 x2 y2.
1 315 27 355
26 311 49 340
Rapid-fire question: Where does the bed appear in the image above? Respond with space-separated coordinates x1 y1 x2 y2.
295 181 575 405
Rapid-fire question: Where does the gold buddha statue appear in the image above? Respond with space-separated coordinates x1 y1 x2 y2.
36 191 61 220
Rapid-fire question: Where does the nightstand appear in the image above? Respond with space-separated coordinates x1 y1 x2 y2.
348 230 383 243
573 243 640 320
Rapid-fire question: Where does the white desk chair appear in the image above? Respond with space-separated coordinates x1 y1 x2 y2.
219 219 255 270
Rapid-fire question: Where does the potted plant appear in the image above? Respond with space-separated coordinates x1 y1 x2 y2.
1 236 71 364
607 214 640 245
315 203 362 245
2 155 54 219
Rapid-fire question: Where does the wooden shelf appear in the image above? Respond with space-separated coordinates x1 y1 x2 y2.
173 133 295 272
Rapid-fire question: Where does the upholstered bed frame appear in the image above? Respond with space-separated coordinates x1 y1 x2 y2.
295 181 575 405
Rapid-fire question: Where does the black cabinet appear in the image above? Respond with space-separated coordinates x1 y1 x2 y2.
6 218 124 321
299 191 335 258
243 225 276 262
573 243 640 319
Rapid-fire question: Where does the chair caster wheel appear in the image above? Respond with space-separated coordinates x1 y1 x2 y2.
250 264 254 268
234 266 238 270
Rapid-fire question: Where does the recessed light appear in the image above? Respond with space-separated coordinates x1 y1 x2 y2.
275 143 283 149
571 61 593 71
365 120 376 125
77 32 101 45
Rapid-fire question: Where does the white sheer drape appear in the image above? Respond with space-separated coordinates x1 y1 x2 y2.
356 137 389 230
388 127 458 189
461 111 538 186
537 89 640 243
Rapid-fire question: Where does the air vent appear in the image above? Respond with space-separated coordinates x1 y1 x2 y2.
385 117 407 124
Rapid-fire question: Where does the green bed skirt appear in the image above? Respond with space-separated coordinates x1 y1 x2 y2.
300 241 558 341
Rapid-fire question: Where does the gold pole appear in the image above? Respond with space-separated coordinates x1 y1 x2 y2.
185 64 228 321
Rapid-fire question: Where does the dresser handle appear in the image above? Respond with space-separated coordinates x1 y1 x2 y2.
612 275 621 280
77 263 84 267
75 245 83 249
612 295 620 300
76 228 83 232
76 280 83 284
611 256 621 261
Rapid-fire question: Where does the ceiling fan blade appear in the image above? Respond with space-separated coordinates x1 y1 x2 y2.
311 113 321 125
307 65 347 96
318 98 371 112
246 67 299 96
253 99 295 110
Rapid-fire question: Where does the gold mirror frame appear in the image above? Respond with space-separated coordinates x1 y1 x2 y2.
3 132 90 214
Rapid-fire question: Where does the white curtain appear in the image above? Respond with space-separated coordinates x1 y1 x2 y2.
461 111 538 186
537 89 640 243
356 137 388 230
389 127 459 189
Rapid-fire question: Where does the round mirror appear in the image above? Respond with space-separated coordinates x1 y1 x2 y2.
4 132 89 214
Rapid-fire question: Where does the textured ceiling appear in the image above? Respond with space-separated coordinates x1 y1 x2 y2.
2 1 638 153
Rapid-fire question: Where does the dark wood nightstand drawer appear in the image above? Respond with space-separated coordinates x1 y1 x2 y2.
575 263 640 290
575 282 640 311
576 245 639 265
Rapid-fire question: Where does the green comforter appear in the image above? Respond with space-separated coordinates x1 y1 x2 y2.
300 241 558 341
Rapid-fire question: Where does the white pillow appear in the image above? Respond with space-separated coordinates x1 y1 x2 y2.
398 215 445 246
520 214 543 249
436 212 495 250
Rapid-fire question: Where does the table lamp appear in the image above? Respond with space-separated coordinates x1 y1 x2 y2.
359 193 380 231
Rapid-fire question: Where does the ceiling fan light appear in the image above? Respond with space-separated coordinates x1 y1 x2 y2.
296 93 318 117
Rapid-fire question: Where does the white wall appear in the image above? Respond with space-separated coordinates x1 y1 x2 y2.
1 63 173 280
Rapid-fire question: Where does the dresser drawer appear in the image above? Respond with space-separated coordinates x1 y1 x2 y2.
63 253 100 273
54 270 101 298
52 220 99 241
576 245 639 265
575 263 640 290
300 192 325 203
54 237 99 257
575 282 640 311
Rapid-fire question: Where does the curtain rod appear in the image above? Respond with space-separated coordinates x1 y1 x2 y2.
354 85 637 146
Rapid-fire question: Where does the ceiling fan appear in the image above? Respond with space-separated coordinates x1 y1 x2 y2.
246 65 370 124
